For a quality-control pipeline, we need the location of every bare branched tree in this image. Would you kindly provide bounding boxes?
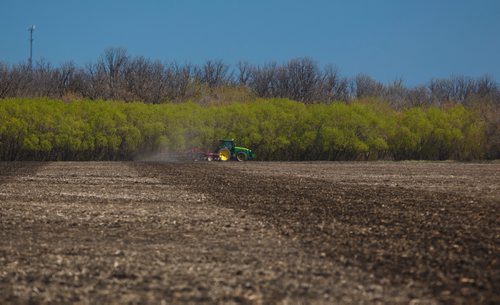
[100,47,129,99]
[165,63,194,102]
[248,62,278,97]
[450,75,476,103]
[123,56,168,102]
[199,60,230,88]
[475,75,497,101]
[317,65,350,102]
[384,78,408,109]
[355,74,385,99]
[406,86,430,107]
[0,62,23,98]
[55,61,77,97]
[84,62,107,99]
[429,78,453,105]
[285,58,320,103]
[237,61,251,86]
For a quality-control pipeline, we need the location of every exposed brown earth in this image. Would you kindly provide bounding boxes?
[0,161,498,304]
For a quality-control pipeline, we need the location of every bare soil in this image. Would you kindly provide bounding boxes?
[0,161,498,304]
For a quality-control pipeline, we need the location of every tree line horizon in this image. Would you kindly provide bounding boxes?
[1,47,499,107]
[1,48,498,161]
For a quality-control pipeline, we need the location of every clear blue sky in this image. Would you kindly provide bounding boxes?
[1,0,499,86]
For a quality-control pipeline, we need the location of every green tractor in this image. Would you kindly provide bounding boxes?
[190,139,256,162]
[216,139,256,162]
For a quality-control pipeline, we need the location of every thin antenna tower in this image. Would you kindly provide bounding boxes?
[28,25,35,68]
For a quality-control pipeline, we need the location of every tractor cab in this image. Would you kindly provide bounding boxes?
[218,139,235,152]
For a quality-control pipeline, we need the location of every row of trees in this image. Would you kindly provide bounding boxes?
[0,98,491,161]
[1,48,499,107]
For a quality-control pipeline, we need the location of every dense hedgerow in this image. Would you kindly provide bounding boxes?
[0,98,488,161]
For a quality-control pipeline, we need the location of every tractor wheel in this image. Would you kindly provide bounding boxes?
[218,148,231,161]
[236,152,247,162]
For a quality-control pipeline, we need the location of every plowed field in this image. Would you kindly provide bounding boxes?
[0,162,498,304]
